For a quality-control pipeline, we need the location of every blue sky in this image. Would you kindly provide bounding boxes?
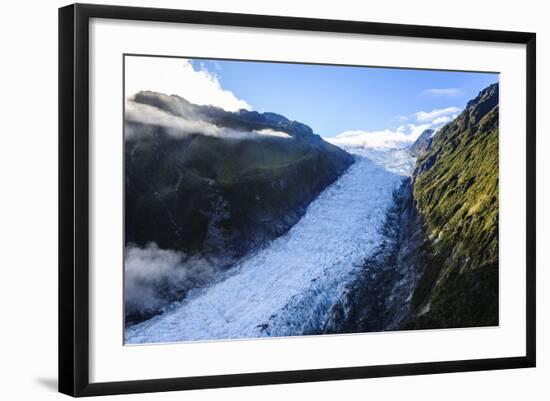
[125,55,498,148]
[190,58,498,138]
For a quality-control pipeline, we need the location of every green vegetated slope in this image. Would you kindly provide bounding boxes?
[408,83,499,328]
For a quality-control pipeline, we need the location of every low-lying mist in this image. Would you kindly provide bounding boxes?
[124,243,229,325]
[125,92,292,141]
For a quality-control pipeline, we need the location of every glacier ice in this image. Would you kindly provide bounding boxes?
[125,147,415,344]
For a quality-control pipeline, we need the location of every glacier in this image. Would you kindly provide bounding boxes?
[125,147,415,344]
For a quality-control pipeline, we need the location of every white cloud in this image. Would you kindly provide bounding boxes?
[125,99,224,139]
[403,123,434,139]
[125,243,221,318]
[421,88,463,97]
[432,115,452,125]
[328,106,462,150]
[414,107,461,122]
[327,127,428,150]
[254,129,292,139]
[125,56,251,112]
[125,95,294,142]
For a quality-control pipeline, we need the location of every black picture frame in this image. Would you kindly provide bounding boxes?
[59,3,536,397]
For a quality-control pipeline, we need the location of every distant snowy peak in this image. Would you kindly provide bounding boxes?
[326,129,418,150]
[409,129,435,158]
[326,103,467,151]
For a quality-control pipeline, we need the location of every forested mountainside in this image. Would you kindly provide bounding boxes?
[329,83,499,332]
[124,91,353,323]
[408,83,499,328]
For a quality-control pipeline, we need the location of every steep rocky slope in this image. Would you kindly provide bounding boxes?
[407,83,499,328]
[126,147,414,343]
[409,128,434,158]
[322,178,428,333]
[329,83,499,332]
[124,91,353,323]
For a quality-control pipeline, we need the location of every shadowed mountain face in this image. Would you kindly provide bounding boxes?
[124,92,353,322]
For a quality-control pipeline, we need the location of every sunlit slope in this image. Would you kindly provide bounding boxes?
[409,83,499,328]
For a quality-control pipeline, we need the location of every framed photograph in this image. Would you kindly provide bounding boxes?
[59,3,536,397]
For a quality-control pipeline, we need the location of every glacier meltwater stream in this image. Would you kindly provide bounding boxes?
[125,147,415,343]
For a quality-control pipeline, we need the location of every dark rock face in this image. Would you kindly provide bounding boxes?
[323,179,428,333]
[131,91,323,144]
[126,91,353,256]
[124,91,354,323]
[409,129,434,158]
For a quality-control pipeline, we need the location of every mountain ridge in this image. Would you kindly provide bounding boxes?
[408,82,499,328]
[124,91,354,324]
[325,82,500,332]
